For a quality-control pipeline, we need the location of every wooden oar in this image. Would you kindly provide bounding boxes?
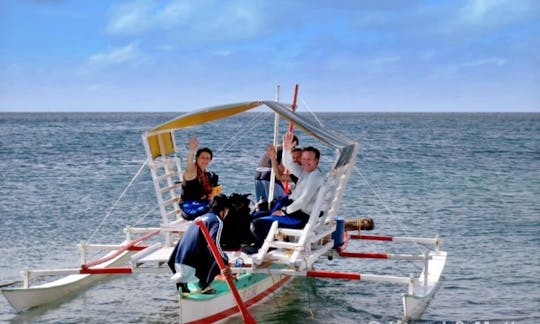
[195,219,256,324]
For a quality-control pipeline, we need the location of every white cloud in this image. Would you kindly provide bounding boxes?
[456,57,506,68]
[107,0,194,35]
[107,1,154,35]
[432,57,507,79]
[87,42,143,67]
[457,0,534,28]
[106,0,265,42]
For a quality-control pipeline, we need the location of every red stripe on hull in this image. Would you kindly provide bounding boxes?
[186,275,291,324]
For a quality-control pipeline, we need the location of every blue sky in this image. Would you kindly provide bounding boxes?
[1,0,539,112]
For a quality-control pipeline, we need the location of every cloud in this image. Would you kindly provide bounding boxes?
[87,42,143,67]
[106,0,265,43]
[79,42,147,74]
[457,57,506,68]
[432,56,507,79]
[456,0,536,28]
[107,0,192,35]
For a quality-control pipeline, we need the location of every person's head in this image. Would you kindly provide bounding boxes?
[210,194,230,219]
[195,147,213,170]
[291,148,302,166]
[301,146,320,172]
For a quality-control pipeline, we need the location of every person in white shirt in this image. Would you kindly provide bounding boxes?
[247,132,324,252]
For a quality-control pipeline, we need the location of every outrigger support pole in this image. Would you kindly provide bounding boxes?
[350,234,441,248]
[195,219,257,324]
[306,270,414,287]
[339,251,432,261]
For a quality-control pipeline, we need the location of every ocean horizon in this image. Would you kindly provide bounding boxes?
[1,112,538,323]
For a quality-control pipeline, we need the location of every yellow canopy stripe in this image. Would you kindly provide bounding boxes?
[146,101,262,159]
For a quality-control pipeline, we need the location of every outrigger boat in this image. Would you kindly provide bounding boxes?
[2,91,447,322]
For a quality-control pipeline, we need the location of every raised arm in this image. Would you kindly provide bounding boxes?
[281,132,302,176]
[267,144,289,181]
[184,137,199,181]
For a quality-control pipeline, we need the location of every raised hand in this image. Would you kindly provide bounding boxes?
[188,136,199,151]
[282,132,295,151]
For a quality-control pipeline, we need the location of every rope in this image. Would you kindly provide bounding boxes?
[216,110,268,155]
[299,95,325,127]
[132,205,159,226]
[303,254,315,320]
[265,267,283,313]
[294,99,425,256]
[295,98,424,253]
[353,166,425,255]
[87,159,149,243]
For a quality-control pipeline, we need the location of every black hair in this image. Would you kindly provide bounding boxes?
[210,194,230,214]
[302,146,320,160]
[363,218,375,231]
[196,147,213,160]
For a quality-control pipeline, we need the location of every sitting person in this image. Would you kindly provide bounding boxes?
[168,194,231,294]
[180,136,220,220]
[254,136,299,203]
[252,145,301,215]
[268,145,303,190]
[246,132,324,253]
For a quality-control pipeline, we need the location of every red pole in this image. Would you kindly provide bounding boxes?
[338,252,389,259]
[307,270,361,280]
[80,267,133,274]
[283,84,299,194]
[195,219,256,324]
[349,234,394,241]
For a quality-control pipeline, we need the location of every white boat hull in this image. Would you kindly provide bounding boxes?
[402,250,447,321]
[2,250,133,312]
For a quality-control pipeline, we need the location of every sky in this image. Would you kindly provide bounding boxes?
[0,0,539,112]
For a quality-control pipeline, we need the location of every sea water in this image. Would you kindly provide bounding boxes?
[0,112,538,323]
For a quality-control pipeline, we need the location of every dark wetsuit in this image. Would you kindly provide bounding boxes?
[180,172,219,220]
[167,212,228,289]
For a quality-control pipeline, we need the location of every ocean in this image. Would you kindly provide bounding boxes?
[0,112,538,323]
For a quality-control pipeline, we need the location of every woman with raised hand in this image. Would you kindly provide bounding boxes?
[180,137,220,220]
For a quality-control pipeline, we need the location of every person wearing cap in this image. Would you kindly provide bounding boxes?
[168,194,231,294]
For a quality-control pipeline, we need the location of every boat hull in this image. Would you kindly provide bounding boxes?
[1,250,133,312]
[180,272,291,323]
[402,250,447,321]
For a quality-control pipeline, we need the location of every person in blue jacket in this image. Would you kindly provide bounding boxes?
[168,194,230,294]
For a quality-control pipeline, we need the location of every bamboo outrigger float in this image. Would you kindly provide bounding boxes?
[1,94,447,322]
